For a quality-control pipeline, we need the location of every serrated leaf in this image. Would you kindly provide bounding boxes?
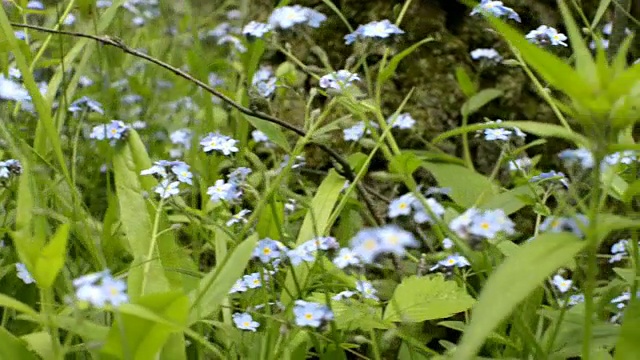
[461,88,503,117]
[34,223,70,288]
[453,232,586,360]
[0,327,38,360]
[384,275,475,322]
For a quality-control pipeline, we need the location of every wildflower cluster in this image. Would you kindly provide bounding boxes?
[251,67,277,98]
[388,192,445,224]
[200,132,239,155]
[449,208,516,240]
[319,70,360,94]
[141,160,194,199]
[339,225,418,266]
[73,270,128,309]
[526,25,568,46]
[88,120,130,145]
[345,20,404,45]
[293,300,334,328]
[207,167,251,204]
[470,0,521,22]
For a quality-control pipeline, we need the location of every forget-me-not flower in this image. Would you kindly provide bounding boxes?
[333,247,360,269]
[233,312,260,332]
[242,21,272,38]
[16,263,35,284]
[387,113,416,129]
[470,48,502,61]
[345,19,404,45]
[551,274,572,293]
[470,0,521,22]
[293,300,334,328]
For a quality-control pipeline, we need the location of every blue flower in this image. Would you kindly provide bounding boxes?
[442,238,454,249]
[207,179,241,203]
[293,300,333,328]
[252,66,277,97]
[27,1,45,10]
[0,159,22,180]
[350,229,385,263]
[558,148,594,169]
[343,122,367,142]
[228,167,252,184]
[508,157,532,171]
[332,247,360,269]
[345,19,404,45]
[332,290,356,300]
[470,0,521,22]
[319,70,360,93]
[226,209,251,227]
[200,132,239,155]
[251,130,270,143]
[16,263,35,284]
[610,239,629,263]
[170,162,193,185]
[551,274,572,293]
[253,238,286,264]
[604,151,636,166]
[484,128,512,141]
[540,215,588,238]
[430,254,471,271]
[233,312,260,332]
[154,179,181,199]
[529,170,569,188]
[73,270,128,308]
[69,96,104,114]
[387,113,416,129]
[301,236,339,251]
[170,129,192,149]
[243,272,263,289]
[229,278,248,293]
[0,74,30,101]
[287,245,315,266]
[356,280,379,300]
[242,21,272,38]
[470,48,502,61]
[526,25,568,46]
[377,225,418,256]
[412,198,445,224]
[449,208,515,240]
[268,6,326,29]
[388,193,416,218]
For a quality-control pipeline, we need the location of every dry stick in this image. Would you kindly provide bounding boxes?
[11,22,384,225]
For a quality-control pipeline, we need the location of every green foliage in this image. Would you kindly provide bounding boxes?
[384,275,475,323]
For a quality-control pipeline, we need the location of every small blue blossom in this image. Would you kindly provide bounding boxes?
[551,274,572,293]
[0,74,30,101]
[508,157,532,171]
[526,25,568,46]
[16,263,35,284]
[253,238,286,264]
[226,209,251,227]
[332,290,356,300]
[154,179,181,199]
[301,236,339,252]
[27,1,45,10]
[73,270,128,308]
[268,6,326,30]
[388,193,415,218]
[252,130,270,143]
[217,35,247,53]
[252,66,277,97]
[530,170,569,188]
[243,273,263,289]
[558,148,594,169]
[449,208,515,240]
[604,151,636,166]
[430,254,471,271]
[484,128,512,141]
[233,312,260,332]
[387,113,416,129]
[287,245,316,266]
[200,132,239,155]
[69,96,104,114]
[356,280,379,300]
[343,122,366,142]
[540,215,588,238]
[333,247,360,269]
[610,239,629,263]
[293,300,333,328]
[207,179,241,203]
[279,155,306,170]
[229,278,248,293]
[470,0,521,22]
[88,121,130,144]
[470,48,502,61]
[170,129,192,149]
[170,162,193,185]
[319,70,360,93]
[228,167,252,184]
[350,229,385,264]
[0,159,23,180]
[412,198,445,224]
[442,238,454,249]
[345,19,404,45]
[242,21,272,38]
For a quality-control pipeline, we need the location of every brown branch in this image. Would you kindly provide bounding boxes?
[11,22,384,226]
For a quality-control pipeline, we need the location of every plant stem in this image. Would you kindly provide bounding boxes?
[41,288,63,360]
[369,329,382,360]
[141,196,165,295]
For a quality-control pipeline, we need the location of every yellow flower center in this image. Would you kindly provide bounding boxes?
[364,239,377,250]
[304,313,313,320]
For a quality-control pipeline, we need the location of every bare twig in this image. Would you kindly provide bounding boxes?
[11,22,384,225]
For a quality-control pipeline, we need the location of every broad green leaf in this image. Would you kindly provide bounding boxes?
[310,293,391,331]
[453,232,586,360]
[379,37,434,84]
[432,121,589,148]
[384,275,475,322]
[102,291,189,360]
[614,298,640,360]
[389,152,422,177]
[257,199,284,239]
[479,185,537,215]
[0,294,38,317]
[243,114,291,151]
[0,327,38,360]
[281,170,345,305]
[455,66,477,97]
[189,234,258,325]
[20,332,53,360]
[421,162,499,207]
[113,135,170,299]
[461,88,503,117]
[34,223,70,288]
[485,15,591,101]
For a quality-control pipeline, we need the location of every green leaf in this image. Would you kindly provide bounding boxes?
[485,14,591,100]
[0,294,38,317]
[614,298,640,360]
[379,37,434,84]
[189,234,258,325]
[311,294,391,331]
[113,133,170,299]
[432,120,590,148]
[281,170,345,305]
[33,223,70,288]
[455,66,477,97]
[384,275,475,322]
[12,158,43,268]
[389,152,422,177]
[558,0,598,90]
[461,88,503,117]
[0,327,38,360]
[623,180,640,204]
[243,114,291,151]
[453,233,586,360]
[421,162,499,208]
[479,185,537,215]
[102,291,189,360]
